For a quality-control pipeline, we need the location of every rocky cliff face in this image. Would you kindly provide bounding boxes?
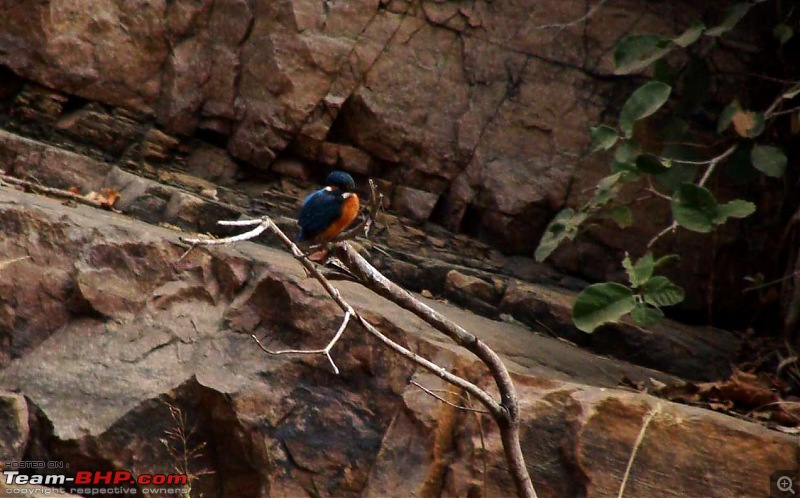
[0,0,768,321]
[0,0,709,250]
[0,188,793,498]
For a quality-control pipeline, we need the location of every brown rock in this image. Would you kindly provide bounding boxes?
[75,266,149,319]
[0,129,111,192]
[336,144,373,175]
[392,186,440,222]
[140,127,180,163]
[0,392,27,461]
[0,1,168,113]
[186,144,239,186]
[0,188,789,498]
[444,269,500,305]
[316,142,373,175]
[270,157,313,181]
[55,103,141,155]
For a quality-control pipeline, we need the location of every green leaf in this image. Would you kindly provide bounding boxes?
[673,21,705,47]
[717,100,741,133]
[624,252,655,288]
[641,276,685,307]
[705,3,751,37]
[671,183,718,233]
[619,81,672,138]
[611,160,640,181]
[653,254,680,270]
[656,162,699,193]
[615,141,641,163]
[631,303,665,327]
[588,125,618,153]
[609,205,633,228]
[774,24,794,45]
[613,35,673,75]
[715,199,756,223]
[636,154,671,175]
[751,145,787,178]
[587,173,623,209]
[535,208,588,262]
[572,283,636,333]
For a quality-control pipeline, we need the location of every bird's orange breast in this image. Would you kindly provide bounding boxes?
[316,194,359,242]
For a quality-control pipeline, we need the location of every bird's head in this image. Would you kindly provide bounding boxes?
[325,171,356,192]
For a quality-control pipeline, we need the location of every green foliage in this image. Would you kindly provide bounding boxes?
[773,24,794,45]
[670,183,755,233]
[751,145,787,178]
[613,35,673,75]
[619,81,672,137]
[534,208,587,262]
[572,253,683,332]
[588,125,618,153]
[536,2,795,333]
[573,283,635,333]
[640,276,685,307]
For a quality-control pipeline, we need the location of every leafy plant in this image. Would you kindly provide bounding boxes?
[573,253,684,332]
[536,2,797,332]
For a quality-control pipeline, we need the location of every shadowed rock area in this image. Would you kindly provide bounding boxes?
[0,188,793,497]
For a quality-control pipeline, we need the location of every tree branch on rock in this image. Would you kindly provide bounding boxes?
[178,181,537,498]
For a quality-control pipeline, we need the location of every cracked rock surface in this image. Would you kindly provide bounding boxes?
[0,187,793,497]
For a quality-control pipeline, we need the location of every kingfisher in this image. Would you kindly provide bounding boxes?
[296,171,360,249]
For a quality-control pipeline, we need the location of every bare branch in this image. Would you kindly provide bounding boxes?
[180,223,268,246]
[697,144,738,187]
[176,178,536,497]
[330,242,536,498]
[647,221,678,249]
[252,311,351,374]
[410,380,490,414]
[0,173,119,211]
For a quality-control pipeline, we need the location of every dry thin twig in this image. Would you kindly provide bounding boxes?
[410,380,490,414]
[0,173,119,211]
[252,311,351,374]
[617,403,662,498]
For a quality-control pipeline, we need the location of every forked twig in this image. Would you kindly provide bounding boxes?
[410,380,490,414]
[252,311,351,374]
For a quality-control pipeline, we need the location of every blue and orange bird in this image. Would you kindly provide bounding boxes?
[296,171,360,248]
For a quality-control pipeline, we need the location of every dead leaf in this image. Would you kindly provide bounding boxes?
[84,187,121,208]
[732,110,763,137]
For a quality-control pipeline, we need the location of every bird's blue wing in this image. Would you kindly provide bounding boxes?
[297,189,343,241]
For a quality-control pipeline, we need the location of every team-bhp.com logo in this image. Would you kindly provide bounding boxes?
[3,469,188,495]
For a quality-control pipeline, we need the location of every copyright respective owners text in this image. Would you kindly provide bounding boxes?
[2,461,189,496]
[773,470,800,497]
